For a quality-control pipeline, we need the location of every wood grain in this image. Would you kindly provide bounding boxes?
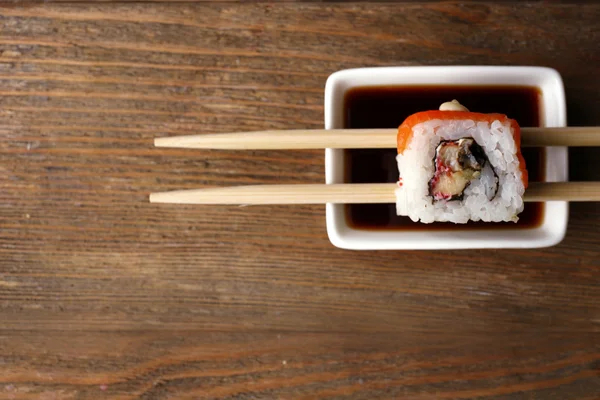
[0,2,599,399]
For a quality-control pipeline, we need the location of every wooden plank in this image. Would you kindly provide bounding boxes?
[0,2,599,399]
[1,331,599,399]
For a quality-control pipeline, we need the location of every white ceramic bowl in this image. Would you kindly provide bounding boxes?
[324,66,567,250]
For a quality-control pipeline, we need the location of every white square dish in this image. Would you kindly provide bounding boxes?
[324,66,567,250]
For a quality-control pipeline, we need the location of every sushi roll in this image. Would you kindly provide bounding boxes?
[395,100,528,224]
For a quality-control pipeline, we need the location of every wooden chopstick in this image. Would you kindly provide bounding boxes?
[154,127,599,150]
[149,182,600,204]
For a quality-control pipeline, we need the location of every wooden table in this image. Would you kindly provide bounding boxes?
[0,2,599,399]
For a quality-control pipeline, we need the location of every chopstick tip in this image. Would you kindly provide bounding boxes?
[149,192,161,203]
[154,137,166,148]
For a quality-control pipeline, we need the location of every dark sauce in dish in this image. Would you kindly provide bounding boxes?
[344,85,545,231]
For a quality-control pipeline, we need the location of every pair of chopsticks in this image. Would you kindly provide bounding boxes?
[150,128,600,204]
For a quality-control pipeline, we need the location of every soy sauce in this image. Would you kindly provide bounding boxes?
[344,85,545,230]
